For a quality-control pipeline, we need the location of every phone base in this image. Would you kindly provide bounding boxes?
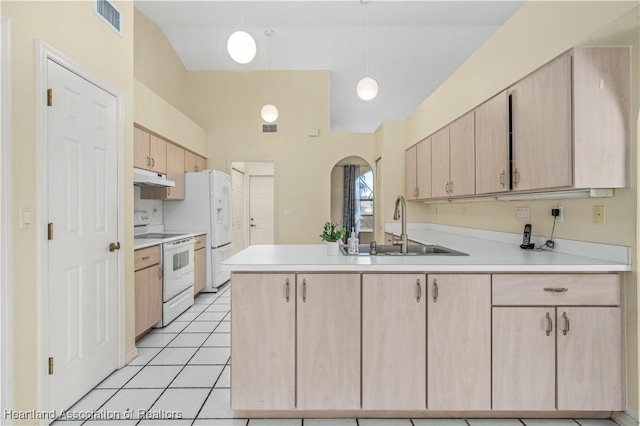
[520,243,535,250]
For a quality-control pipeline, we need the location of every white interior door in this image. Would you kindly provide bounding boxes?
[249,176,274,245]
[231,168,245,253]
[47,59,119,412]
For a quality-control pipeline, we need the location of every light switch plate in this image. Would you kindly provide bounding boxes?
[516,207,530,221]
[20,206,32,229]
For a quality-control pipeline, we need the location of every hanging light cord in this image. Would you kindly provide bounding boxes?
[267,30,273,101]
[365,2,370,77]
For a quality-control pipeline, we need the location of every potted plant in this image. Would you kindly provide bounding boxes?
[320,221,346,256]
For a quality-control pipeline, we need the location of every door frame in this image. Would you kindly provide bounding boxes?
[248,174,276,245]
[1,15,13,416]
[36,42,126,415]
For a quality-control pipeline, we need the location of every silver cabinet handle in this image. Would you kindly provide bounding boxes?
[432,279,438,303]
[544,287,568,293]
[141,256,150,260]
[513,168,519,187]
[151,157,155,167]
[158,265,162,280]
[414,187,419,198]
[167,188,171,196]
[562,311,570,336]
[449,181,454,194]
[416,279,421,303]
[545,312,553,336]
[499,170,505,187]
[285,278,290,302]
[147,156,151,166]
[302,278,306,303]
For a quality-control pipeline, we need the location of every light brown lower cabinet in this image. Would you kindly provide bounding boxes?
[134,264,162,339]
[297,274,360,410]
[428,274,491,410]
[493,306,623,411]
[362,274,426,409]
[231,273,295,410]
[492,307,556,410]
[557,307,622,410]
[193,247,206,295]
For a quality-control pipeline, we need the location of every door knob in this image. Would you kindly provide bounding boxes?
[109,242,121,252]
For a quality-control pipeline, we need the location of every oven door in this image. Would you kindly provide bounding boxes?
[163,238,195,301]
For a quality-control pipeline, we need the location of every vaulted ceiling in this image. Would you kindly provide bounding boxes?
[135,1,524,133]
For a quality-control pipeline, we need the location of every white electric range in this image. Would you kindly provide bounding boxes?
[134,212,195,326]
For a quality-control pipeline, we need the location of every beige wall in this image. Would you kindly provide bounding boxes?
[134,7,188,115]
[186,70,375,244]
[134,79,207,156]
[3,0,134,421]
[400,2,639,419]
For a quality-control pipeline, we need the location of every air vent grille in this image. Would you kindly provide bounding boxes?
[95,0,121,34]
[262,123,278,134]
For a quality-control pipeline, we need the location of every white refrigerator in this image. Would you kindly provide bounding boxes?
[164,170,233,292]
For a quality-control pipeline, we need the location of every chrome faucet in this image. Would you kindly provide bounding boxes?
[393,195,409,254]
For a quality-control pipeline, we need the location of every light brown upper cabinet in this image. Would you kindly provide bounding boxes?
[141,142,185,200]
[510,53,572,192]
[510,47,629,192]
[431,113,475,199]
[185,150,208,173]
[405,138,431,200]
[475,91,509,195]
[134,127,167,174]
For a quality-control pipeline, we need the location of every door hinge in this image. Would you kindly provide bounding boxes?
[47,223,53,240]
[48,357,54,375]
[47,89,53,106]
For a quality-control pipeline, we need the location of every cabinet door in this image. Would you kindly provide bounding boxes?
[297,274,360,409]
[511,53,572,191]
[431,127,450,198]
[427,275,490,410]
[193,248,206,295]
[184,150,197,172]
[557,307,622,410]
[149,134,167,174]
[134,127,151,170]
[449,112,475,197]
[362,274,426,409]
[475,92,509,194]
[492,307,556,410]
[135,265,162,338]
[165,143,185,200]
[196,155,207,172]
[416,138,431,199]
[405,146,417,200]
[231,273,295,410]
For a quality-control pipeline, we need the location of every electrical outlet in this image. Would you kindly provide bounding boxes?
[552,206,564,223]
[594,205,605,224]
[516,207,530,221]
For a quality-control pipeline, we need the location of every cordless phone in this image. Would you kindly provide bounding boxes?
[520,224,535,250]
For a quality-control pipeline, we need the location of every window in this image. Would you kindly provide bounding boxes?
[359,171,373,232]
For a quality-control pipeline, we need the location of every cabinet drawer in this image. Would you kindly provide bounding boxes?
[492,274,620,306]
[135,245,161,271]
[194,234,207,250]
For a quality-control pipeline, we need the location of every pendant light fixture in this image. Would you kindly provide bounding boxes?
[227,10,256,64]
[357,1,378,101]
[261,30,279,123]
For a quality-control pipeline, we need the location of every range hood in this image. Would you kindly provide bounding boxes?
[134,168,175,187]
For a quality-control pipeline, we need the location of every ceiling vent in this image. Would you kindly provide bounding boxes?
[262,123,278,134]
[95,0,122,34]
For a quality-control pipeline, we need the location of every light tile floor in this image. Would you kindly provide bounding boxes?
[52,285,621,426]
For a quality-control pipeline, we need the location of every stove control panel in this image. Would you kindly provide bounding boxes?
[134,210,151,227]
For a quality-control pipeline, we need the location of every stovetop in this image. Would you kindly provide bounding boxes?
[134,233,187,239]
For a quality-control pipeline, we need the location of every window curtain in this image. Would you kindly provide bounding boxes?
[343,165,360,237]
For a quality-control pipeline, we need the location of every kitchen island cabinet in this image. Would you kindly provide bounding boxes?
[224,240,626,418]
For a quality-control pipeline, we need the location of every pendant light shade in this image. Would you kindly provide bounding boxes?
[227,30,256,64]
[357,77,378,101]
[261,104,279,123]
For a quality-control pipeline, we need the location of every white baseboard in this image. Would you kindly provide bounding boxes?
[612,411,640,426]
[125,348,138,365]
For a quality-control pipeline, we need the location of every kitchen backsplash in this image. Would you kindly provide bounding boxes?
[134,186,163,226]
